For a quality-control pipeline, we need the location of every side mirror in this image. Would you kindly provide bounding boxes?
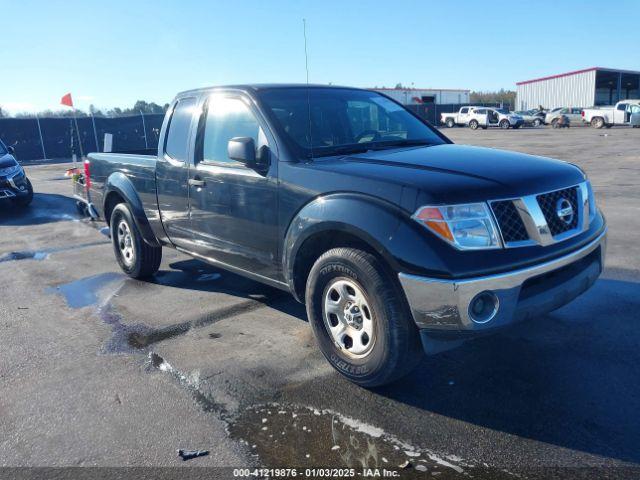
[228,137,270,172]
[228,137,256,166]
[7,146,15,155]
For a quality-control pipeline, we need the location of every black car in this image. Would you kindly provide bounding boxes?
[0,139,33,207]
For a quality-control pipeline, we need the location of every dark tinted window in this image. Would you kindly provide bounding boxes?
[201,96,265,165]
[165,97,196,161]
[258,88,445,158]
[460,107,469,114]
[617,103,628,111]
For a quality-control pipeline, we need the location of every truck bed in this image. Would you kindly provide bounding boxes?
[85,151,159,221]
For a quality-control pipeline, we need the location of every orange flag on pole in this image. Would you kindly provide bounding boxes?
[61,93,73,107]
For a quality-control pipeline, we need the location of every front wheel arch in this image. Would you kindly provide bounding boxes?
[290,227,397,304]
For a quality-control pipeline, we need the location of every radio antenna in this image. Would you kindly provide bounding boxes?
[303,18,313,159]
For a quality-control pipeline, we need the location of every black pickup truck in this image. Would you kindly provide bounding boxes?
[83,85,607,386]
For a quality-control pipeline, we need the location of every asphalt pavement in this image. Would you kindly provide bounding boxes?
[1,126,639,479]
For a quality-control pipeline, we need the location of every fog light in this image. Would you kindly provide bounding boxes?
[468,291,499,324]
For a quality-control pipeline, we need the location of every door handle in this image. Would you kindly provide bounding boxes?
[188,178,206,187]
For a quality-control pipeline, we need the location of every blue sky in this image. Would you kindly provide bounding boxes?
[2,0,639,113]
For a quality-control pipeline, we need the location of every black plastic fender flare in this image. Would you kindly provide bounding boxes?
[282,192,451,301]
[104,172,160,247]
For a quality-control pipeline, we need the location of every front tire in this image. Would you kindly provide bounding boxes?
[533,118,542,127]
[469,119,479,130]
[110,203,162,279]
[305,248,423,387]
[499,119,510,129]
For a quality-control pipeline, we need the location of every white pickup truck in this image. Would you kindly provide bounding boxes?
[440,106,480,127]
[582,100,640,128]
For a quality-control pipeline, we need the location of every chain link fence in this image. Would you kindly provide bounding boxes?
[0,114,164,162]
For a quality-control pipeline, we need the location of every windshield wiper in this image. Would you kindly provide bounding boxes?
[312,144,370,158]
[368,139,433,150]
[310,139,433,158]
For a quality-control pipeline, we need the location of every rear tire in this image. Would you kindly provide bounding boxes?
[110,203,161,279]
[469,119,479,130]
[305,248,423,387]
[591,117,605,129]
[445,118,455,128]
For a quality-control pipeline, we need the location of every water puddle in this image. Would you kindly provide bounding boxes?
[0,251,49,263]
[0,241,108,264]
[228,403,492,478]
[99,303,155,355]
[46,272,123,309]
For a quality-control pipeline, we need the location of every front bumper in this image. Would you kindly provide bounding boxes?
[399,228,607,334]
[0,172,30,200]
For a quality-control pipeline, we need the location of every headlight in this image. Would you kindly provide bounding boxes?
[412,203,501,250]
[0,164,21,177]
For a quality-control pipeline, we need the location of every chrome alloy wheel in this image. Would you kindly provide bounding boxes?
[323,278,375,358]
[116,220,135,267]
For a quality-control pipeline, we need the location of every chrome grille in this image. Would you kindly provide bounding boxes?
[488,182,589,248]
[491,200,529,242]
[536,187,579,236]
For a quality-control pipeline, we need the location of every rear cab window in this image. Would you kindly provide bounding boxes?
[164,97,197,162]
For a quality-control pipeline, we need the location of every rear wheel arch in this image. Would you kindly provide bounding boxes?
[103,173,160,247]
[104,190,126,226]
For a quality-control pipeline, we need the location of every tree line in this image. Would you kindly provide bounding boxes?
[0,100,169,119]
[469,89,516,106]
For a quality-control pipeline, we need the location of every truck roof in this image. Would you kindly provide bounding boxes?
[176,83,363,97]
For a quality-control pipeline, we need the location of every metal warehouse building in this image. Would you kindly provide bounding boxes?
[371,87,470,105]
[516,67,640,110]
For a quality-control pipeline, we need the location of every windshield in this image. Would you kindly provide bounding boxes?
[257,88,446,158]
[0,141,7,156]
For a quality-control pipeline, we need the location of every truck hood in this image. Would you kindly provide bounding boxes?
[311,144,585,205]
